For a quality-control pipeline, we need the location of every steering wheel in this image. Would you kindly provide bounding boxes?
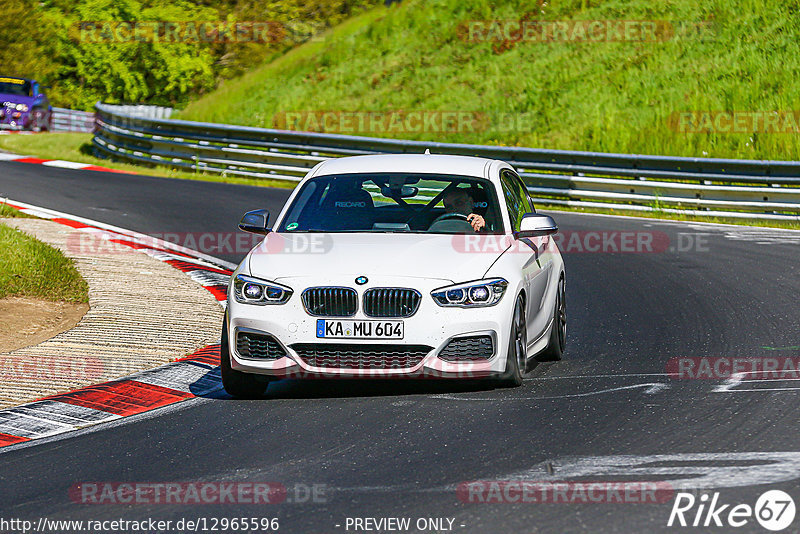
[432,212,470,224]
[428,212,476,233]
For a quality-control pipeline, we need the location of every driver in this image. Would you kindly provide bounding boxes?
[442,189,486,232]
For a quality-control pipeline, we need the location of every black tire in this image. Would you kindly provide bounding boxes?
[31,110,45,132]
[220,317,268,398]
[537,274,566,362]
[496,294,527,388]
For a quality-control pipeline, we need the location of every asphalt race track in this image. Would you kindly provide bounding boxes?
[2,161,800,533]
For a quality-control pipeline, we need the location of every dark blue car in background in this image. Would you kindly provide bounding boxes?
[0,77,51,131]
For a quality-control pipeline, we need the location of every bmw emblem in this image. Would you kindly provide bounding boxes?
[355,276,368,285]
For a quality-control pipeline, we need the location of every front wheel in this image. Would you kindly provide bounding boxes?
[220,317,269,398]
[496,294,527,388]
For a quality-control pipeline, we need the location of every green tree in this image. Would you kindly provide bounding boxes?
[50,0,218,109]
[3,0,381,109]
[0,0,59,82]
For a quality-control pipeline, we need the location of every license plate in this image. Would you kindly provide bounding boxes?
[316,319,404,339]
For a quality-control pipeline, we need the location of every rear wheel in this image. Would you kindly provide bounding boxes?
[496,295,527,388]
[220,317,269,398]
[537,274,566,362]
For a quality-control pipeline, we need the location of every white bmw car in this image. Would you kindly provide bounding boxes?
[222,154,566,396]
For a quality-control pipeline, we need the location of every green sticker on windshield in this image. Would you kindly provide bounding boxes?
[286,222,299,231]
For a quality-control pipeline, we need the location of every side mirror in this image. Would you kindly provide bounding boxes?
[516,213,558,238]
[238,209,271,235]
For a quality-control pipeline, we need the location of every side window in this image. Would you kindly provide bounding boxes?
[514,175,534,213]
[282,181,319,229]
[500,170,527,231]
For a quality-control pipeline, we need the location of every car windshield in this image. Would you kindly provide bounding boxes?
[278,173,504,234]
[0,78,32,97]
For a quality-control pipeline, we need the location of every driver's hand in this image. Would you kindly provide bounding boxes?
[467,214,485,232]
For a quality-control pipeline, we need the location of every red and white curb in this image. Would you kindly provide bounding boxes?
[0,151,133,174]
[0,200,237,449]
[0,345,221,447]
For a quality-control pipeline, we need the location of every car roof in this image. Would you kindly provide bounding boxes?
[310,154,509,181]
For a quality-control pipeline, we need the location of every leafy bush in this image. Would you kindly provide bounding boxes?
[0,0,381,109]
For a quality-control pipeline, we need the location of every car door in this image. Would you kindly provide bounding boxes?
[500,169,551,343]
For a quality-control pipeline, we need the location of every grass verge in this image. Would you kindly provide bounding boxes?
[0,222,89,303]
[0,201,34,218]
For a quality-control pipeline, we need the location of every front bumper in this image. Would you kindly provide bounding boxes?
[226,275,515,379]
[0,111,31,130]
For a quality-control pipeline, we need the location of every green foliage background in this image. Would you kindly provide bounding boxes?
[5,0,800,159]
[0,0,380,110]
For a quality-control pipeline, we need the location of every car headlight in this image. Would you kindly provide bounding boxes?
[15,104,28,112]
[232,274,292,305]
[431,278,508,308]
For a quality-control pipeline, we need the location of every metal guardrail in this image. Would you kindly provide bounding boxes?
[99,104,174,120]
[51,107,95,133]
[93,102,800,221]
[51,105,173,133]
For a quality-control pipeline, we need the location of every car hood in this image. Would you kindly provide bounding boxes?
[0,94,35,106]
[246,232,506,284]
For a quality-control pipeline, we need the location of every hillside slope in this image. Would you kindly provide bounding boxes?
[179,0,800,160]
